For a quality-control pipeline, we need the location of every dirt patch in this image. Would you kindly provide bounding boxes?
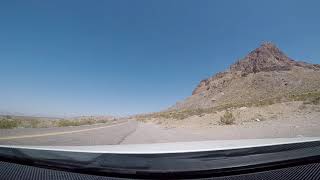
[142,101,320,130]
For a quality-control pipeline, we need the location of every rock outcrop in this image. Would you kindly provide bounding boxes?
[172,43,320,110]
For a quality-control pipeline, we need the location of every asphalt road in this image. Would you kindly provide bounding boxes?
[0,119,212,146]
[0,120,138,146]
[1,118,319,146]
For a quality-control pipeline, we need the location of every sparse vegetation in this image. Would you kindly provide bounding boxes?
[0,118,19,129]
[220,111,235,125]
[56,118,104,127]
[4,94,315,129]
[0,115,114,129]
[289,91,320,104]
[251,114,265,122]
[55,117,113,127]
[136,91,320,122]
[302,96,320,105]
[136,108,217,122]
[312,97,320,105]
[298,104,308,110]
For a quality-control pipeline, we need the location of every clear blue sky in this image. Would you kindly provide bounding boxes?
[1,0,319,116]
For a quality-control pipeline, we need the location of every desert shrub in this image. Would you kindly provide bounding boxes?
[0,116,112,129]
[289,91,320,103]
[57,118,101,127]
[299,104,308,110]
[310,96,320,105]
[152,108,214,120]
[220,111,235,125]
[252,114,265,122]
[137,91,320,122]
[79,119,95,125]
[0,119,19,129]
[302,97,320,105]
[28,119,41,128]
[256,99,275,107]
[57,119,80,127]
[96,119,109,124]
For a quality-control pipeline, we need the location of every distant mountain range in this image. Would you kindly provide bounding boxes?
[171,42,320,110]
[0,110,26,117]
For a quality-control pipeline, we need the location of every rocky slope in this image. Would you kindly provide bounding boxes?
[171,43,320,110]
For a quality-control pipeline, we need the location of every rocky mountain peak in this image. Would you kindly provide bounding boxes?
[190,42,320,97]
[172,42,320,110]
[230,42,294,74]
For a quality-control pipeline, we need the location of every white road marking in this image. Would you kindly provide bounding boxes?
[0,121,128,140]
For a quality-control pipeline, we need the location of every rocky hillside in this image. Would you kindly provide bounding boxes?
[171,43,320,110]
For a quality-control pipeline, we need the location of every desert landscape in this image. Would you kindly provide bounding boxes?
[1,43,319,145]
[131,43,320,140]
[136,43,320,128]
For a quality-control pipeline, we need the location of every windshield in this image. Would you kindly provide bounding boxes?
[0,0,319,150]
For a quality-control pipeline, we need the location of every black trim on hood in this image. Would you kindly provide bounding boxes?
[1,141,320,179]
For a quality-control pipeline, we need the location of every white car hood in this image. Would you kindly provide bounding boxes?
[1,137,320,154]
